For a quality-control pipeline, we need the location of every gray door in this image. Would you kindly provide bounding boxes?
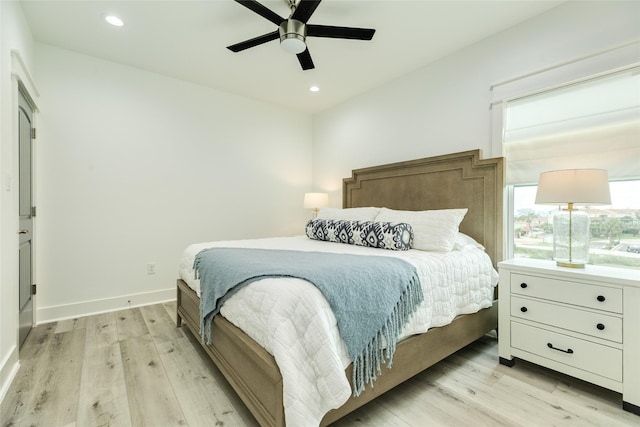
[18,88,34,348]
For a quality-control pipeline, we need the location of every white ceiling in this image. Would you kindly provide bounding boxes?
[20,0,564,113]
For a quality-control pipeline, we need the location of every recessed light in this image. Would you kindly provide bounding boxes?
[309,86,320,92]
[104,15,124,27]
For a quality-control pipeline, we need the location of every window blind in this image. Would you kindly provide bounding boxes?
[503,67,640,185]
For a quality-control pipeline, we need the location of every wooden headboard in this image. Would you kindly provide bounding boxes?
[343,150,504,267]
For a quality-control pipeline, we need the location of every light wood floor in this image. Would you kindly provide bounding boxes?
[2,302,638,427]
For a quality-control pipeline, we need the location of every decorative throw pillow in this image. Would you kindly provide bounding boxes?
[305,219,413,251]
[375,208,467,252]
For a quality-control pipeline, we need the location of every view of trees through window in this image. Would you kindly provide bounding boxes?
[513,180,640,270]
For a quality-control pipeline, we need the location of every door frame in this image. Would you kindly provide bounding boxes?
[0,49,40,401]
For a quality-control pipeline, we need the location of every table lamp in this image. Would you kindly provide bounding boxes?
[304,192,328,218]
[535,169,611,268]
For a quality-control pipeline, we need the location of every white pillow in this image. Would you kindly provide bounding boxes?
[317,207,381,222]
[453,232,485,252]
[375,207,467,252]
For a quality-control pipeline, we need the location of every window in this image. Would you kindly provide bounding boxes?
[513,181,640,270]
[495,59,639,270]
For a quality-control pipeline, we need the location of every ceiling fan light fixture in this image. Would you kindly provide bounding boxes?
[279,19,306,54]
[280,36,306,54]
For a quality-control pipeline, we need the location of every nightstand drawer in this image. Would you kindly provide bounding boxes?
[510,273,622,313]
[511,322,622,382]
[511,296,623,343]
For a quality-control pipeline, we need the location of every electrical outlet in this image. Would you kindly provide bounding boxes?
[147,262,156,275]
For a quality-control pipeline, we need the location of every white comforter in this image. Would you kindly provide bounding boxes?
[179,236,498,427]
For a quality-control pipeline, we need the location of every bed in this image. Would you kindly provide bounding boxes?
[176,149,504,426]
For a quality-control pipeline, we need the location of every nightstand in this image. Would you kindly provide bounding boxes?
[498,258,640,415]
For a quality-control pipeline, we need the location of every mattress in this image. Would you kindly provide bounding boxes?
[178,235,498,426]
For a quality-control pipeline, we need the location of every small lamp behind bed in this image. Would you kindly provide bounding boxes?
[304,192,329,218]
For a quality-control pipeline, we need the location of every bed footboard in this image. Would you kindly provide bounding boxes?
[177,279,497,427]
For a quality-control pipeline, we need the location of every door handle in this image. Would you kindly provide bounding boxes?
[18,230,29,234]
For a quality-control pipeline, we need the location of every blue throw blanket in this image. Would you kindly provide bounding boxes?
[193,247,423,396]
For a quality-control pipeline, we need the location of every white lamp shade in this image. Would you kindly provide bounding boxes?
[535,169,611,205]
[304,192,328,209]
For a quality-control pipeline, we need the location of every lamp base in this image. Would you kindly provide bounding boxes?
[552,207,589,268]
[556,261,585,269]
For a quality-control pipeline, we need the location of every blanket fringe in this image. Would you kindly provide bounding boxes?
[193,253,212,345]
[352,275,424,396]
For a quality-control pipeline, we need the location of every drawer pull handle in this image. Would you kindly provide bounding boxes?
[547,343,573,354]
[520,283,528,289]
[520,307,528,313]
[597,323,605,330]
[597,295,606,302]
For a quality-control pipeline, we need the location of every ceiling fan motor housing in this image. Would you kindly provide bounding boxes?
[279,19,307,53]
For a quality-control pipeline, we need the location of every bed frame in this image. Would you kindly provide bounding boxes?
[176,149,504,426]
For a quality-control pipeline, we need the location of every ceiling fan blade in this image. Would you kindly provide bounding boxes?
[291,0,322,24]
[227,31,279,52]
[235,0,285,26]
[297,48,315,70]
[307,24,375,40]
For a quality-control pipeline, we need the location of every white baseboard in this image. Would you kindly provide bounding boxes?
[0,345,19,404]
[36,288,176,324]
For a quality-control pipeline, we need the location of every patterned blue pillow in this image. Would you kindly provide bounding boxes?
[305,219,414,251]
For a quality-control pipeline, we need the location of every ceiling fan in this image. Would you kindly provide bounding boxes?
[227,0,376,71]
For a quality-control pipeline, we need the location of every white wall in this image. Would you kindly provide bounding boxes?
[0,0,36,402]
[33,44,313,322]
[312,1,640,205]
